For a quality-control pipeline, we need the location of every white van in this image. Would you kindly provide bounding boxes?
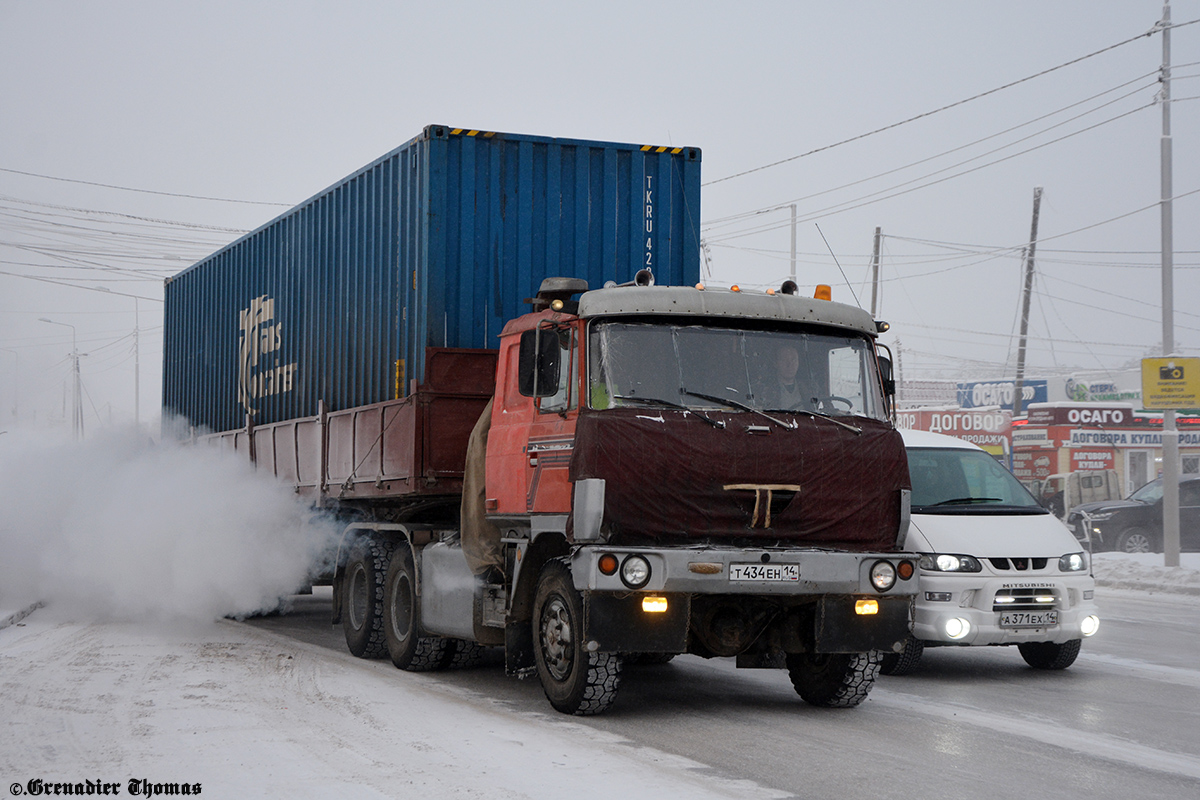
[884,429,1101,675]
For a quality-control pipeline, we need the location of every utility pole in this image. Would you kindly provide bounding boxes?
[789,204,797,284]
[870,226,882,317]
[1012,188,1043,418]
[0,348,16,421]
[1160,1,1180,568]
[39,317,83,440]
[134,298,141,429]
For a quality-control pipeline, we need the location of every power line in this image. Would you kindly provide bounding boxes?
[703,24,1177,187]
[0,167,290,207]
[702,72,1159,231]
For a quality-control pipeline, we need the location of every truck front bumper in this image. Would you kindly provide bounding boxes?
[569,545,918,656]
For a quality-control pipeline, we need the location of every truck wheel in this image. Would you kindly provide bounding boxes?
[1115,527,1154,554]
[1018,639,1082,670]
[786,651,880,708]
[382,547,451,671]
[533,561,622,715]
[342,537,394,659]
[878,637,924,676]
[445,641,488,670]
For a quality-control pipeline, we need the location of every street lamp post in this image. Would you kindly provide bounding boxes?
[39,317,83,440]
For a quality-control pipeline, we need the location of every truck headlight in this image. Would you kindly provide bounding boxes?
[919,554,982,573]
[869,560,897,591]
[620,555,652,589]
[1058,552,1088,572]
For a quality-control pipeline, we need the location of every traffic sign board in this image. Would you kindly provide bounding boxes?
[1141,357,1200,409]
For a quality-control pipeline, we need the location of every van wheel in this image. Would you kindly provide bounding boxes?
[533,561,622,715]
[342,537,394,658]
[878,637,924,676]
[383,547,451,671]
[1018,639,1081,670]
[1115,527,1154,554]
[786,651,880,707]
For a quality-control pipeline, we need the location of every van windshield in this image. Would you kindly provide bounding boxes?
[908,447,1046,515]
[587,320,886,421]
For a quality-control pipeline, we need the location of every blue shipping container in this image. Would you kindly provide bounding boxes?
[163,125,702,433]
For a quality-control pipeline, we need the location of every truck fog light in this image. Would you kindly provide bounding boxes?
[1081,615,1100,637]
[642,596,668,613]
[621,555,652,589]
[944,617,971,640]
[855,599,879,615]
[870,561,897,592]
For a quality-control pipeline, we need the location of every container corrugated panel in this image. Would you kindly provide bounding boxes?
[163,125,702,433]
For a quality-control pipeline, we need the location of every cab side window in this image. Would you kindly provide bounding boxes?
[539,328,577,414]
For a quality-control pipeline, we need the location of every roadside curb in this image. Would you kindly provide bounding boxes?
[0,601,44,630]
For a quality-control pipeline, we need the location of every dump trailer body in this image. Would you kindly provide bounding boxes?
[163,125,702,433]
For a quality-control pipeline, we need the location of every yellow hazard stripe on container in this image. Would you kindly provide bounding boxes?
[640,145,684,154]
[450,129,496,138]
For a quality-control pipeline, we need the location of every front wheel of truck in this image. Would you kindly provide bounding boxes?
[533,561,622,716]
[786,651,880,707]
[383,547,451,671]
[342,537,394,659]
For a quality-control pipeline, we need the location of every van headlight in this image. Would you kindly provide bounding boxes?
[1058,552,1088,572]
[918,554,982,573]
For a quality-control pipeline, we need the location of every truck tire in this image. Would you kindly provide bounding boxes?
[342,537,394,659]
[1114,527,1155,554]
[786,651,880,708]
[533,561,622,715]
[445,641,488,670]
[382,547,452,671]
[1018,639,1082,670]
[878,637,924,676]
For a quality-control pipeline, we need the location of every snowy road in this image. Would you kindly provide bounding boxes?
[243,587,1200,799]
[3,588,1199,799]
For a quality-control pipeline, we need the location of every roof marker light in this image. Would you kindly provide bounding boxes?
[815,284,832,301]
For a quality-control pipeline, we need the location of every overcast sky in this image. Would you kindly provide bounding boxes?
[1,1,1197,431]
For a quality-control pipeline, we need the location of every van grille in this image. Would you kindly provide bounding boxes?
[992,587,1059,612]
[988,557,1048,571]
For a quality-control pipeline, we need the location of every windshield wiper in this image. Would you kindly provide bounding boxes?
[932,497,1003,506]
[680,390,795,430]
[612,394,725,428]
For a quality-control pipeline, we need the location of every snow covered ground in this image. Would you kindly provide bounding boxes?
[3,429,1198,797]
[2,553,1196,800]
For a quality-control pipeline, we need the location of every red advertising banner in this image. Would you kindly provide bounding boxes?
[896,408,1012,449]
[1012,448,1056,481]
[1070,449,1115,472]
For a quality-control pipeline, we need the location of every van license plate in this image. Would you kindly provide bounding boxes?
[1000,611,1058,628]
[729,564,800,582]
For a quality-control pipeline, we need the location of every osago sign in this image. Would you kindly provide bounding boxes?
[1141,357,1200,410]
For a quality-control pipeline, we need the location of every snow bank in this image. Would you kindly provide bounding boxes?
[0,423,340,622]
[1092,552,1200,596]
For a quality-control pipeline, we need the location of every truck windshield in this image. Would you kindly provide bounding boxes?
[587,320,886,421]
[908,447,1045,514]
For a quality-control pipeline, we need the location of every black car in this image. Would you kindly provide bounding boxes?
[1067,476,1200,553]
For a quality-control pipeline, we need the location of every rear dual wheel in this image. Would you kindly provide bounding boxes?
[382,547,453,671]
[342,538,394,658]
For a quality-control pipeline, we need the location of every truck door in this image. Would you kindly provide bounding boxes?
[487,320,579,517]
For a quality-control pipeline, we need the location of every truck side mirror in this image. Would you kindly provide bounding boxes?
[878,355,896,397]
[518,328,561,397]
